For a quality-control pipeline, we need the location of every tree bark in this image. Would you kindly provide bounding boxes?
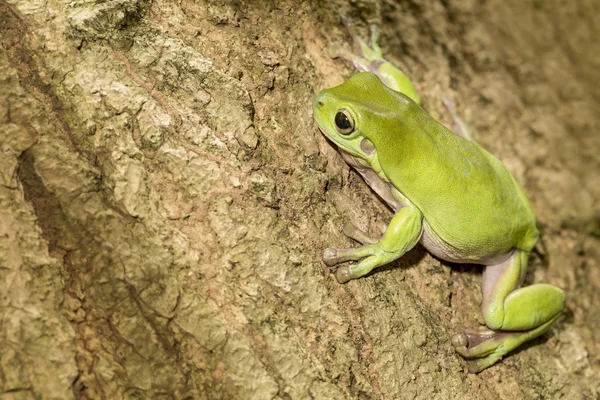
[1,0,599,399]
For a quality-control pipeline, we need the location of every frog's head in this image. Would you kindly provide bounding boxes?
[313,72,412,167]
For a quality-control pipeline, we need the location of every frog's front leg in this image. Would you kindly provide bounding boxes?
[329,18,420,104]
[452,250,565,372]
[323,203,423,283]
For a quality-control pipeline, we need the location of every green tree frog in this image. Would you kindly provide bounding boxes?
[313,22,565,373]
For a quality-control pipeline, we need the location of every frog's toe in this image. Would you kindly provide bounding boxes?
[466,355,504,374]
[328,42,343,58]
[451,332,469,350]
[342,222,378,245]
[322,244,377,267]
[451,327,503,359]
[322,248,340,267]
[335,265,352,284]
[368,24,381,46]
[451,329,506,372]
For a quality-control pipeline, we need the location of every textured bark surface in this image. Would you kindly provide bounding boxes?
[0,0,599,399]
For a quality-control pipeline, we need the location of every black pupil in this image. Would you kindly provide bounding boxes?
[335,112,351,130]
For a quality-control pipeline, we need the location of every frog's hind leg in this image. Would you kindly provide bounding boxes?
[452,250,565,372]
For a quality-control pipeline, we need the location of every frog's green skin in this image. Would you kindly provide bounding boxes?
[314,23,565,373]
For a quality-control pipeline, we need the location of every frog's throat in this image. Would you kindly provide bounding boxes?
[339,150,389,182]
[339,148,390,182]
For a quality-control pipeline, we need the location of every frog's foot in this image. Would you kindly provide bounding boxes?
[322,243,402,284]
[452,251,566,372]
[451,315,559,373]
[328,17,420,103]
[324,205,422,284]
[440,94,475,141]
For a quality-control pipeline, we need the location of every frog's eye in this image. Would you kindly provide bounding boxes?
[334,109,354,135]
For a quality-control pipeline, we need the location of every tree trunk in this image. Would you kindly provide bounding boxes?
[1,0,598,398]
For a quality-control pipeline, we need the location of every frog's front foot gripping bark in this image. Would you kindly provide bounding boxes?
[452,250,565,373]
[323,206,423,284]
[323,245,373,283]
[323,245,406,284]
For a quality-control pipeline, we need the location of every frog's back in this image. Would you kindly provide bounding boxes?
[370,97,538,256]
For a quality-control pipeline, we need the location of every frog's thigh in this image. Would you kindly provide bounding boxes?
[482,250,565,331]
[420,221,508,264]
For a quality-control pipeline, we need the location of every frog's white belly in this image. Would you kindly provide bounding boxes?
[420,220,512,266]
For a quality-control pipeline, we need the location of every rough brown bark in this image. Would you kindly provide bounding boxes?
[1,0,599,399]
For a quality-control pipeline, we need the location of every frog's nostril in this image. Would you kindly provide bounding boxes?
[314,92,326,108]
